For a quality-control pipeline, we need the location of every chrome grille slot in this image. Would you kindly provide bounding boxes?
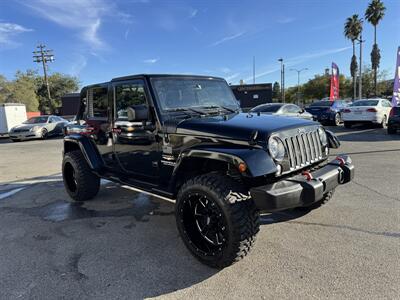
[284,129,323,170]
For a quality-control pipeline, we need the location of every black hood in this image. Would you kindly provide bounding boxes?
[173,112,317,141]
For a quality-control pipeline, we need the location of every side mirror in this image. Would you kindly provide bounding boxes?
[326,130,340,149]
[127,105,149,122]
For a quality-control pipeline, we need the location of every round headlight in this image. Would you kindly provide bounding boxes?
[268,136,285,161]
[318,127,328,145]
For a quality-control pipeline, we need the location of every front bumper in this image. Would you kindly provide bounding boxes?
[9,130,42,140]
[250,156,354,212]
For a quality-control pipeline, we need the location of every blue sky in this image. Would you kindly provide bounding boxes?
[1,0,399,89]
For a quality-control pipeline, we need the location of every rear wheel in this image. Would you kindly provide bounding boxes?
[62,150,100,201]
[379,115,387,128]
[344,122,352,129]
[176,173,260,268]
[11,139,20,142]
[333,113,341,126]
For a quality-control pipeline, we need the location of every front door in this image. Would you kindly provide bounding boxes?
[112,80,160,181]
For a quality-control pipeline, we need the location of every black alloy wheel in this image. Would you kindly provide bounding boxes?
[181,192,227,255]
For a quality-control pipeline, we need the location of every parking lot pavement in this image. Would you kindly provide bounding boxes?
[0,127,399,299]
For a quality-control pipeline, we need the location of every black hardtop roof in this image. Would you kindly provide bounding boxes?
[82,74,225,90]
[111,74,225,82]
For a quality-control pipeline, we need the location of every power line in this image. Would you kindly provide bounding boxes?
[33,44,55,111]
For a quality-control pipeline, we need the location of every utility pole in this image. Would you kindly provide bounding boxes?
[33,44,55,112]
[290,68,308,106]
[278,58,285,103]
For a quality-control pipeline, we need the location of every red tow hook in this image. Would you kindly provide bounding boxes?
[336,156,346,166]
[302,171,313,181]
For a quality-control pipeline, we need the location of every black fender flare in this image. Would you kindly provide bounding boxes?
[63,135,104,171]
[172,147,277,178]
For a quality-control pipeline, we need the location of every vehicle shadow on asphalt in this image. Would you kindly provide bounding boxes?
[325,125,400,142]
[0,181,221,298]
[0,135,64,144]
[260,209,311,225]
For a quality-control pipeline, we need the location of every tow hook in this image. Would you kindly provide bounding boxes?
[302,170,313,181]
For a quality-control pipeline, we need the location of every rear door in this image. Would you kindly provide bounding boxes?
[85,84,115,167]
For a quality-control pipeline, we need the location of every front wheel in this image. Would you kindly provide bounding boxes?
[176,173,260,268]
[62,150,100,201]
[41,128,48,139]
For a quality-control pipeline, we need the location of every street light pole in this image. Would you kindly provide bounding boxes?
[357,32,365,100]
[290,68,308,106]
[278,58,285,103]
[33,44,55,112]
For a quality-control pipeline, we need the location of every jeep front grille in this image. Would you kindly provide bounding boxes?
[284,131,323,170]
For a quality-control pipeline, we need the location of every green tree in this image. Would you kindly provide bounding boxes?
[0,75,11,104]
[36,73,79,113]
[365,0,386,96]
[6,71,39,111]
[272,81,281,101]
[344,14,363,99]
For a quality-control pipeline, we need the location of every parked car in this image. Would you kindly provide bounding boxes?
[62,74,354,268]
[388,106,400,134]
[342,98,392,128]
[9,115,69,142]
[305,100,349,126]
[249,103,313,120]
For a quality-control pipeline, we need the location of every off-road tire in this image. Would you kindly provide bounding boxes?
[176,173,260,268]
[62,150,100,201]
[298,189,335,211]
[387,126,397,134]
[344,122,352,129]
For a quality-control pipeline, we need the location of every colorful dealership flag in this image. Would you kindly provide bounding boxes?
[329,62,339,101]
[391,47,400,107]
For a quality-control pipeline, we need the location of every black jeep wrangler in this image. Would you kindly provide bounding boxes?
[62,74,354,268]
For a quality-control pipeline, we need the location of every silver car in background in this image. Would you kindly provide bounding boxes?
[250,103,314,120]
[9,115,69,142]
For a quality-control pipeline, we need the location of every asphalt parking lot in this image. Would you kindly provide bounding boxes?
[0,126,399,299]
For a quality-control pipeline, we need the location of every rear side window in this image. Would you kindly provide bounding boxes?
[87,87,108,119]
[353,100,379,106]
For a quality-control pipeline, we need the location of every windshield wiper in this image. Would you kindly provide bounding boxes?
[199,105,238,113]
[165,107,205,117]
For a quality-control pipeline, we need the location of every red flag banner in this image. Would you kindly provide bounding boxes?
[330,62,339,101]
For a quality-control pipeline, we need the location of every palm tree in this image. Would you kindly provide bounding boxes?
[344,14,363,100]
[365,0,386,96]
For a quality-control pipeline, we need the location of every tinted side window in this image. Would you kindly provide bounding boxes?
[287,105,300,113]
[114,81,147,121]
[87,87,108,118]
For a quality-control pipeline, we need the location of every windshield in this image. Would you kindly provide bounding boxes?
[151,77,240,113]
[23,116,48,124]
[310,101,332,107]
[251,104,282,113]
[352,100,379,106]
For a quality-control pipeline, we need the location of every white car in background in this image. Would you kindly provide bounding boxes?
[342,98,393,128]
